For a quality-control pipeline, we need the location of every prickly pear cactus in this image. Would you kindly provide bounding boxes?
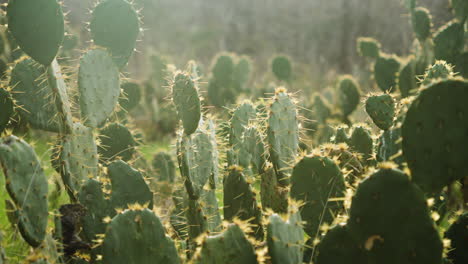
[172,72,201,135]
[411,7,432,42]
[192,223,258,264]
[348,125,374,165]
[290,155,345,237]
[376,128,403,165]
[98,123,136,162]
[90,0,140,68]
[421,60,455,85]
[402,79,468,194]
[337,75,361,120]
[119,81,142,112]
[445,212,468,264]
[314,225,367,264]
[266,208,304,264]
[0,136,48,247]
[348,168,442,264]
[102,208,180,264]
[152,152,176,183]
[312,94,332,124]
[78,49,121,128]
[374,54,400,92]
[398,58,417,97]
[267,88,299,186]
[451,0,468,21]
[433,20,464,64]
[271,55,292,82]
[0,88,13,134]
[7,0,64,65]
[224,166,263,240]
[357,37,380,59]
[365,94,395,130]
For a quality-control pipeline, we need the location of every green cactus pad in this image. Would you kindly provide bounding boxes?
[411,7,432,42]
[98,123,136,162]
[314,225,367,264]
[78,179,111,243]
[242,127,267,175]
[402,79,468,194]
[261,166,289,214]
[192,223,258,264]
[455,52,468,78]
[338,75,361,118]
[421,60,454,86]
[172,72,201,135]
[229,102,256,146]
[451,0,468,21]
[348,168,442,264]
[321,144,364,185]
[7,0,64,65]
[10,58,63,132]
[119,81,141,112]
[349,125,374,164]
[200,189,222,232]
[0,88,13,134]
[271,55,292,81]
[90,0,140,68]
[224,166,264,240]
[365,94,395,130]
[333,126,349,144]
[212,53,235,87]
[377,128,403,165]
[433,21,464,64]
[290,155,345,237]
[152,152,176,183]
[0,136,48,247]
[312,94,332,123]
[357,37,380,59]
[108,160,153,210]
[78,49,121,128]
[445,212,468,264]
[233,56,252,92]
[102,209,180,264]
[398,58,417,98]
[267,90,299,186]
[186,198,208,245]
[266,212,304,264]
[374,55,400,92]
[59,123,98,199]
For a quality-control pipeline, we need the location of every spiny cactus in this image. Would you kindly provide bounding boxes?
[98,123,137,162]
[411,7,432,42]
[348,125,374,165]
[102,208,180,264]
[421,60,455,85]
[365,94,395,130]
[271,55,292,82]
[90,0,140,68]
[348,168,442,264]
[402,79,468,194]
[398,57,418,97]
[78,49,121,128]
[445,212,468,264]
[119,81,142,113]
[374,54,401,93]
[0,136,48,247]
[337,75,361,123]
[172,72,201,136]
[7,0,64,66]
[152,152,176,183]
[433,20,464,64]
[357,37,380,59]
[0,88,13,134]
[290,155,345,237]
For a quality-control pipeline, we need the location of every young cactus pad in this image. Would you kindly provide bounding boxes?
[348,168,442,264]
[90,0,140,68]
[102,208,180,264]
[0,136,48,247]
[7,0,64,65]
[172,72,201,135]
[365,94,395,130]
[402,79,468,194]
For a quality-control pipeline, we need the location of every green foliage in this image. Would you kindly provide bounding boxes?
[7,0,64,65]
[90,0,140,68]
[402,79,468,194]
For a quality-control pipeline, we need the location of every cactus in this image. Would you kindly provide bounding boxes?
[312,94,332,124]
[271,55,292,82]
[402,79,468,194]
[365,94,395,130]
[192,223,258,264]
[267,88,299,186]
[398,57,417,97]
[348,125,374,165]
[152,152,176,183]
[337,75,361,123]
[102,208,180,264]
[357,37,380,59]
[433,20,464,64]
[333,126,349,144]
[314,225,367,264]
[451,0,468,21]
[0,88,13,134]
[445,212,468,264]
[376,128,403,165]
[0,136,48,247]
[321,144,364,185]
[290,155,345,237]
[90,0,140,68]
[172,72,201,135]
[119,81,142,113]
[347,168,442,264]
[374,54,400,92]
[411,7,432,42]
[108,160,153,210]
[78,49,121,128]
[233,56,252,92]
[98,123,136,162]
[59,122,99,199]
[421,60,455,85]
[7,0,64,66]
[266,208,304,264]
[224,166,264,240]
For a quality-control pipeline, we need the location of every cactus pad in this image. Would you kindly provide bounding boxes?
[0,88,13,134]
[119,81,142,112]
[433,21,464,64]
[338,75,361,118]
[271,55,292,81]
[0,136,48,247]
[365,94,395,130]
[445,212,468,264]
[98,123,136,162]
[374,55,400,92]
[172,73,201,135]
[411,7,432,42]
[266,212,304,264]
